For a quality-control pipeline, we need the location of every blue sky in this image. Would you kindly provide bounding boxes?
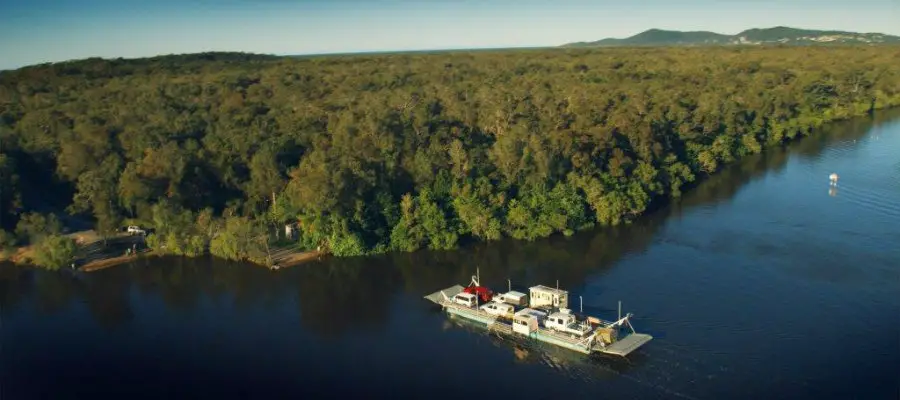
[0,0,897,70]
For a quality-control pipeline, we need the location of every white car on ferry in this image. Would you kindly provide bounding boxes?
[451,292,479,307]
[479,301,515,318]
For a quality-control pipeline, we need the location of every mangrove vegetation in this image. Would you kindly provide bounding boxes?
[0,46,898,267]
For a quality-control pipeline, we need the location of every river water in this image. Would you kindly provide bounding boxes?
[2,111,899,400]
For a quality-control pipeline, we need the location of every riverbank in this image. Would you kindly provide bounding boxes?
[2,228,329,272]
[268,247,327,270]
[78,249,152,272]
[1,230,103,265]
[1,230,147,272]
[8,108,897,273]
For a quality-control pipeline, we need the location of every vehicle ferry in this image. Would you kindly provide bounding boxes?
[424,272,652,357]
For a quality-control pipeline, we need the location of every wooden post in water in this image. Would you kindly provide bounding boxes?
[580,296,583,314]
[618,301,622,320]
[508,278,511,292]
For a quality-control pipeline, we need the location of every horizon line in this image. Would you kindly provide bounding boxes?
[2,45,557,71]
[5,24,900,71]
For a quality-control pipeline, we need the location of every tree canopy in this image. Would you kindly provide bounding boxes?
[1,47,898,261]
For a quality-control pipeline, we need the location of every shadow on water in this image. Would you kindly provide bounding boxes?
[2,111,896,337]
[672,108,900,213]
[789,108,900,161]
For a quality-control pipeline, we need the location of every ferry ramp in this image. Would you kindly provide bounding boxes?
[601,333,653,356]
[424,285,465,305]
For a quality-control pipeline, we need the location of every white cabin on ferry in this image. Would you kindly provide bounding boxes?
[494,291,528,306]
[529,285,569,309]
[480,301,516,318]
[512,308,548,335]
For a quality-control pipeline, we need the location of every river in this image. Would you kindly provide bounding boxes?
[2,111,899,400]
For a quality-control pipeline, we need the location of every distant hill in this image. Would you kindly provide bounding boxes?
[563,26,900,47]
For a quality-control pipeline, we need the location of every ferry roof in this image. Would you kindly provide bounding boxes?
[549,310,575,319]
[529,285,568,295]
[503,291,527,298]
[514,308,548,318]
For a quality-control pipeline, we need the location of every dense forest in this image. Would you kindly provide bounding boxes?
[0,107,885,330]
[1,46,898,268]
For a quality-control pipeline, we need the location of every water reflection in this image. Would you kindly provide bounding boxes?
[790,109,895,160]
[673,137,792,212]
[294,257,402,338]
[0,266,29,312]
